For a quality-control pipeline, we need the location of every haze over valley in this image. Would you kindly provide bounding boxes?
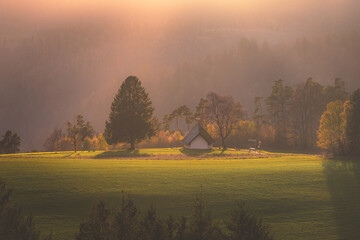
[1,0,360,150]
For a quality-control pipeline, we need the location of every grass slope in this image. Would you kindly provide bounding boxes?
[4,148,282,159]
[0,149,359,240]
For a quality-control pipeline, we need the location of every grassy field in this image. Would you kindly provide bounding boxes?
[0,148,359,240]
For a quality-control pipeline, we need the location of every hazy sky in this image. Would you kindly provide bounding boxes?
[1,0,358,30]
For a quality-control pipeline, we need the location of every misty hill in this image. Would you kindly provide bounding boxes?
[159,33,360,115]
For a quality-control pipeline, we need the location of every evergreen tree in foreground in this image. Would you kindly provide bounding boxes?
[0,179,51,240]
[104,76,155,150]
[76,193,274,240]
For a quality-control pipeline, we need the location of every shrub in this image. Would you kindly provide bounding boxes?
[137,131,183,148]
[54,137,73,151]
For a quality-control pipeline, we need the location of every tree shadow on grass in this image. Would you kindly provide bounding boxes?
[179,148,213,156]
[94,150,150,159]
[323,159,360,240]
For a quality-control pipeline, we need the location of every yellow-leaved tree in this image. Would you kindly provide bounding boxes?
[317,100,345,154]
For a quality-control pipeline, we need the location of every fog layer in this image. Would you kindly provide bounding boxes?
[1,0,360,150]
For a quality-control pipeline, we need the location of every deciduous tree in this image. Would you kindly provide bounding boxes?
[291,78,325,149]
[97,134,109,150]
[317,100,345,154]
[67,115,94,152]
[43,127,63,152]
[265,79,293,146]
[203,92,243,150]
[166,105,194,132]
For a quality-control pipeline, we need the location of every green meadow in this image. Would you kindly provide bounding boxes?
[0,149,359,240]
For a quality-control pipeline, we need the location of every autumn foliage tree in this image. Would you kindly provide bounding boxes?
[254,78,349,150]
[104,76,156,150]
[317,100,345,155]
[316,89,360,156]
[67,115,95,152]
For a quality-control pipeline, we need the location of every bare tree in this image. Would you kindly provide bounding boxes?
[204,92,243,150]
[43,127,63,152]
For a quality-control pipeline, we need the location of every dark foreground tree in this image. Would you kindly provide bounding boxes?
[76,193,273,240]
[0,179,51,240]
[104,76,156,150]
[76,200,111,240]
[187,195,223,240]
[67,115,95,152]
[343,89,360,156]
[0,130,21,154]
[203,92,243,150]
[227,202,274,240]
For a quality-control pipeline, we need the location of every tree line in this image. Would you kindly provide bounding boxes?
[1,75,359,156]
[254,78,348,150]
[253,77,360,156]
[160,77,359,156]
[39,75,360,157]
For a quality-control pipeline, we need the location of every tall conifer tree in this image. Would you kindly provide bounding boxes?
[104,76,155,150]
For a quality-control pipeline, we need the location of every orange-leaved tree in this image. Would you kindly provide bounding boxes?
[317,100,345,155]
